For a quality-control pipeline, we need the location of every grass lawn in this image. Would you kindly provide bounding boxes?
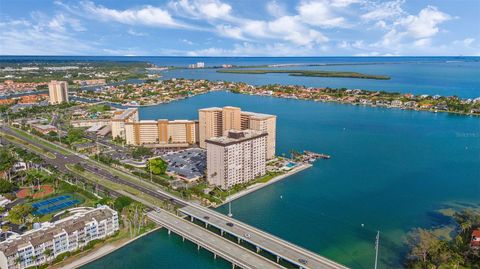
[0,131,56,159]
[66,164,164,208]
[11,128,71,155]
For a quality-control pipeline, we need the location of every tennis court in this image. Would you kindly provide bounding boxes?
[32,194,80,215]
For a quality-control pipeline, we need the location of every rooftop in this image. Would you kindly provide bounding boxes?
[206,129,267,146]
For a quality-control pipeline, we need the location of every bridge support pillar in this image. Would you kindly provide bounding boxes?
[190,216,193,222]
[214,253,217,260]
[197,244,201,251]
[256,246,260,253]
[232,263,235,269]
[167,229,171,235]
[237,238,241,244]
[221,230,224,236]
[182,236,185,242]
[205,222,208,228]
[276,256,280,263]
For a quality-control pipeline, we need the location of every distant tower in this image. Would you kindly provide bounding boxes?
[48,80,69,104]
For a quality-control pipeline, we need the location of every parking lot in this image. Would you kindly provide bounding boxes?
[161,148,206,182]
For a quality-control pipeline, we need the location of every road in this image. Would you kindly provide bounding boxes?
[180,205,348,269]
[1,126,349,269]
[0,126,186,207]
[148,210,284,269]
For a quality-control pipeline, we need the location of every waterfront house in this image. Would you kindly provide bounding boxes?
[471,229,480,250]
[391,100,403,107]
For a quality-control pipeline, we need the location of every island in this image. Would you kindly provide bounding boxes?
[217,69,391,80]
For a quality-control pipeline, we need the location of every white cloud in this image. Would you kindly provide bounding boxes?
[169,0,232,20]
[186,42,328,56]
[297,0,349,28]
[396,5,451,39]
[361,0,404,21]
[127,29,148,36]
[413,38,431,47]
[453,38,475,47]
[80,1,188,28]
[0,16,93,55]
[266,1,287,17]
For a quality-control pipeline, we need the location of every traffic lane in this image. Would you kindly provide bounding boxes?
[80,163,187,207]
[2,126,187,207]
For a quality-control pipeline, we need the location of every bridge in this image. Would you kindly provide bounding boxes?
[147,210,284,269]
[179,205,349,269]
[0,126,349,269]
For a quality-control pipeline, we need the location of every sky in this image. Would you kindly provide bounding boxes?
[0,0,479,56]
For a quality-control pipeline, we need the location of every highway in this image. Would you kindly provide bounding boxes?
[148,210,284,269]
[180,205,348,269]
[1,126,349,269]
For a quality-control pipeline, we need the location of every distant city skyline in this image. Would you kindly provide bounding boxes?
[0,0,479,56]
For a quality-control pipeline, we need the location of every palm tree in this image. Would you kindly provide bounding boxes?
[0,149,16,182]
[43,248,53,264]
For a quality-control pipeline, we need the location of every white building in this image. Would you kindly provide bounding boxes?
[0,205,119,269]
[48,81,69,104]
[206,130,267,189]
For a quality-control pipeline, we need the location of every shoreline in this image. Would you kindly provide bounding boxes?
[213,163,313,208]
[52,227,162,269]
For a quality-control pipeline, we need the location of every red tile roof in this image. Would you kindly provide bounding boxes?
[472,229,480,238]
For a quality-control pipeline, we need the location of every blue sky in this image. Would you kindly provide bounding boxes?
[0,0,479,56]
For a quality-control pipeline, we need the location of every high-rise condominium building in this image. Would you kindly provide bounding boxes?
[206,130,267,189]
[0,205,119,269]
[124,119,198,145]
[48,80,69,104]
[199,106,276,159]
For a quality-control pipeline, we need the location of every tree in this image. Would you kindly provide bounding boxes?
[0,180,14,193]
[0,149,16,181]
[131,146,152,159]
[406,228,439,264]
[114,196,133,212]
[7,204,33,225]
[43,248,53,264]
[123,202,146,238]
[64,128,85,145]
[146,158,167,175]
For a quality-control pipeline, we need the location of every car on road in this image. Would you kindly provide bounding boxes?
[226,222,234,227]
[244,233,251,238]
[203,216,210,220]
[298,258,308,265]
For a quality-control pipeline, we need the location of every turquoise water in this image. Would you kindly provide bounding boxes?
[82,91,480,269]
[1,56,479,97]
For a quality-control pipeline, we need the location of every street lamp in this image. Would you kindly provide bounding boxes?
[227,189,233,217]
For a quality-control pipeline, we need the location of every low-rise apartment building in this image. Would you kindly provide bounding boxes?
[206,130,267,189]
[111,108,139,140]
[0,205,119,269]
[124,119,198,146]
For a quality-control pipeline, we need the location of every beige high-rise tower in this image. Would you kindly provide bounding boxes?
[199,106,276,159]
[48,80,69,104]
[198,107,223,148]
[222,106,241,134]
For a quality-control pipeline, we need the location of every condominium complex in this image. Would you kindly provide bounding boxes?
[199,106,276,159]
[111,108,139,140]
[0,205,119,269]
[48,80,69,104]
[124,119,198,145]
[206,130,267,189]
